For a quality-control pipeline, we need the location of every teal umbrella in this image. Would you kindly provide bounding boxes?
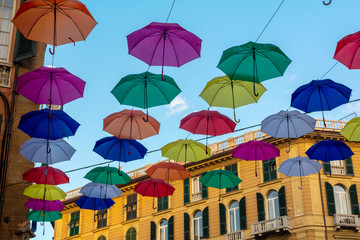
[26,210,62,222]
[84,166,131,185]
[217,41,291,96]
[111,72,181,121]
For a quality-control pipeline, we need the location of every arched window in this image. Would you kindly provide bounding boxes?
[334,185,351,214]
[267,191,280,219]
[159,219,168,240]
[97,235,106,240]
[126,227,136,240]
[229,201,240,233]
[193,211,203,240]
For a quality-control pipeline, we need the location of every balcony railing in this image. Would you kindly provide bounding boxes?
[225,230,244,240]
[192,192,202,202]
[334,214,359,231]
[251,216,291,237]
[0,65,11,88]
[330,165,346,175]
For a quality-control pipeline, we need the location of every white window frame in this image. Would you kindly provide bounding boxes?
[334,185,351,215]
[159,219,168,240]
[266,191,280,220]
[192,176,202,194]
[228,201,240,233]
[193,211,203,240]
[0,0,15,63]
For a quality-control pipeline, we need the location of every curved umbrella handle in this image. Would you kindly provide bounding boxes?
[49,45,55,55]
[161,66,166,81]
[323,0,331,5]
[286,141,291,153]
[253,82,259,97]
[152,197,157,210]
[118,169,123,176]
[233,109,240,123]
[143,111,149,122]
[68,37,76,46]
[298,176,303,189]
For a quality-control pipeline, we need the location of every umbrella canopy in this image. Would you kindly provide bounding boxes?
[103,109,160,140]
[75,196,115,210]
[334,31,360,69]
[111,72,181,121]
[80,182,122,199]
[25,199,64,211]
[19,138,75,164]
[217,41,291,95]
[134,179,175,198]
[17,66,86,106]
[23,166,69,185]
[340,117,360,142]
[24,184,66,200]
[200,76,267,122]
[18,109,80,140]
[145,162,190,181]
[84,167,131,185]
[305,140,354,162]
[200,169,242,189]
[26,210,62,222]
[232,141,280,161]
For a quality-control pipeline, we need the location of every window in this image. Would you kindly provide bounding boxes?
[334,185,351,214]
[126,227,136,240]
[267,191,280,219]
[69,211,80,236]
[0,0,13,62]
[263,158,277,182]
[159,219,168,240]
[97,236,106,240]
[229,201,240,233]
[193,211,203,240]
[158,196,168,212]
[192,176,202,201]
[96,210,107,229]
[225,163,238,192]
[126,194,137,220]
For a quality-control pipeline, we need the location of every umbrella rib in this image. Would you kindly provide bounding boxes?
[128,31,163,54]
[228,52,253,80]
[205,80,231,106]
[288,117,298,138]
[53,76,64,104]
[55,73,84,96]
[147,78,173,103]
[273,115,285,138]
[116,117,129,138]
[170,31,201,57]
[349,44,360,69]
[21,7,54,39]
[118,80,144,105]
[234,80,260,102]
[148,33,165,66]
[56,8,87,40]
[167,33,180,67]
[18,74,48,92]
[33,78,50,104]
[256,51,285,77]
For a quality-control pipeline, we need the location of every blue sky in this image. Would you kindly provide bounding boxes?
[33,0,360,238]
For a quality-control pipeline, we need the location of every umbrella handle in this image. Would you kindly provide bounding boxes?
[143,112,149,122]
[118,169,123,176]
[286,141,291,153]
[49,45,55,55]
[298,176,303,189]
[323,0,331,5]
[233,110,240,123]
[68,37,76,46]
[253,82,259,97]
[161,66,166,81]
[152,198,157,210]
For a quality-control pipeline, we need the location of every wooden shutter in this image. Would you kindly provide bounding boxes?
[345,157,354,176]
[219,203,227,235]
[184,213,190,240]
[278,186,287,216]
[158,196,168,211]
[202,172,208,199]
[263,161,270,182]
[184,178,190,204]
[239,197,247,230]
[203,207,209,238]
[270,159,277,181]
[168,216,174,240]
[13,31,37,62]
[150,221,156,240]
[323,161,330,174]
[225,164,239,192]
[256,193,265,221]
[325,182,336,216]
[349,184,360,216]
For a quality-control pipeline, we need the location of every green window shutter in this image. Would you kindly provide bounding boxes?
[239,197,247,230]
[203,207,209,238]
[325,182,336,216]
[184,178,190,204]
[349,185,360,216]
[158,196,168,211]
[150,221,156,240]
[270,159,277,181]
[225,164,239,192]
[256,193,265,221]
[168,216,174,240]
[219,203,227,235]
[323,161,330,174]
[69,211,80,236]
[13,30,37,62]
[263,161,270,182]
[184,213,190,240]
[278,186,287,216]
[345,157,354,176]
[202,172,208,199]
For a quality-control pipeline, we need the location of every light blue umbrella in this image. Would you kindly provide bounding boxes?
[80,182,122,199]
[278,157,322,189]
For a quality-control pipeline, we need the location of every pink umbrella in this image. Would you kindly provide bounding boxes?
[25,199,65,211]
[232,140,280,176]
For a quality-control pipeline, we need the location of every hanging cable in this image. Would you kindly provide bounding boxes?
[320,62,338,79]
[165,0,176,23]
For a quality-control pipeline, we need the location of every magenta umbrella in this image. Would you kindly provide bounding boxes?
[17,66,86,106]
[127,22,202,79]
[25,199,65,212]
[232,141,280,176]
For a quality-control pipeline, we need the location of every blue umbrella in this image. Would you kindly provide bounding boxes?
[305,140,354,162]
[291,79,352,126]
[75,195,115,210]
[80,182,122,199]
[18,109,80,140]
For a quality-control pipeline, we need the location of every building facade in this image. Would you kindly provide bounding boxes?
[55,119,360,240]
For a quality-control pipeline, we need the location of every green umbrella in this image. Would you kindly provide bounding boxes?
[217,41,291,96]
[84,166,131,185]
[200,76,267,122]
[26,210,62,222]
[111,71,181,121]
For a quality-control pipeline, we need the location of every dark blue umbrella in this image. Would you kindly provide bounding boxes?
[305,140,354,162]
[18,109,80,140]
[75,195,115,210]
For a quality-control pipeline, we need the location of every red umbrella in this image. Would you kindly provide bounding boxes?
[334,31,360,69]
[23,166,69,185]
[145,162,190,181]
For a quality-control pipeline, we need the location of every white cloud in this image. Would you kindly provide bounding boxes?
[289,75,296,81]
[342,102,360,114]
[166,96,189,116]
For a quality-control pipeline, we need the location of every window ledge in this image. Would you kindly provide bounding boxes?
[186,199,207,207]
[221,189,243,198]
[258,179,282,188]
[64,234,82,240]
[325,174,353,179]
[121,217,140,225]
[92,226,110,233]
[153,209,172,216]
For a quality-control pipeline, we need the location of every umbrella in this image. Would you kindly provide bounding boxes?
[26,210,62,222]
[80,182,122,199]
[75,195,115,210]
[232,141,280,176]
[17,66,86,106]
[291,79,352,126]
[127,22,202,79]
[111,72,181,121]
[103,109,160,140]
[180,110,236,152]
[19,138,76,164]
[24,184,66,200]
[25,199,64,211]
[12,0,97,54]
[334,31,360,69]
[145,162,190,181]
[340,117,360,141]
[278,157,323,189]
[23,166,69,185]
[200,76,267,122]
[261,110,316,152]
[18,109,80,140]
[161,139,210,165]
[84,167,131,185]
[305,140,354,162]
[217,41,291,96]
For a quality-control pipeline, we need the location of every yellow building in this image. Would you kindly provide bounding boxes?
[55,119,360,240]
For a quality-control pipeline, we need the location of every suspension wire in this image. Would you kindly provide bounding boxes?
[165,0,176,23]
[320,62,338,79]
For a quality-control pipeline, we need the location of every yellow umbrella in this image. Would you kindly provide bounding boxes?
[23,184,66,201]
[340,117,360,141]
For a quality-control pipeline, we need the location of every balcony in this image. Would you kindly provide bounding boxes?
[0,64,11,88]
[251,216,291,237]
[330,165,346,175]
[192,192,202,202]
[334,214,359,231]
[225,230,244,240]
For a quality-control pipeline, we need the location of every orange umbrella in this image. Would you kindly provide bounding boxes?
[12,0,97,54]
[146,162,190,181]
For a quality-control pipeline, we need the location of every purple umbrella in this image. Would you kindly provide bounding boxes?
[25,199,65,211]
[17,66,86,106]
[127,22,202,79]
